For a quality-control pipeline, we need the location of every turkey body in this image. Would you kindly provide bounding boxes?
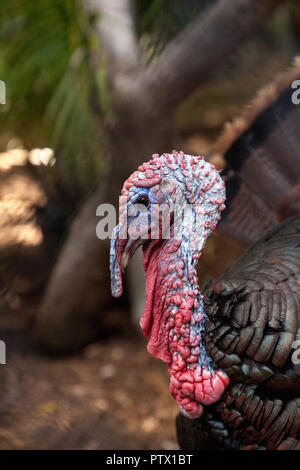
[177,215,300,450]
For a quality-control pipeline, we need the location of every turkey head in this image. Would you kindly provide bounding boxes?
[110,151,229,418]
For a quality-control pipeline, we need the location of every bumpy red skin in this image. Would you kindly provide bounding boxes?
[141,237,229,419]
[112,151,230,418]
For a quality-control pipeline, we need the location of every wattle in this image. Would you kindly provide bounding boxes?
[140,240,171,363]
[140,239,229,419]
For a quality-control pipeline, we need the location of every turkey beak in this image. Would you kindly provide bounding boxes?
[110,225,143,298]
[121,251,130,272]
[121,237,144,272]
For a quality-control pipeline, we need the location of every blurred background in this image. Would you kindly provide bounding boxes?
[0,0,299,449]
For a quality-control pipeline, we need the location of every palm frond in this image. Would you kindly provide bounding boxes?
[0,0,107,188]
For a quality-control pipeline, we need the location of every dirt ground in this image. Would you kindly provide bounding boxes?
[0,329,179,450]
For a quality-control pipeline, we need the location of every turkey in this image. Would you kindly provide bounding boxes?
[110,64,300,450]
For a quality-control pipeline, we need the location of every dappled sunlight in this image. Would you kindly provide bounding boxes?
[0,224,43,248]
[0,174,47,205]
[28,148,56,167]
[0,149,47,249]
[0,147,53,331]
[0,149,28,171]
[0,197,35,227]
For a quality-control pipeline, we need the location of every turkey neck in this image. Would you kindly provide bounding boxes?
[141,237,229,419]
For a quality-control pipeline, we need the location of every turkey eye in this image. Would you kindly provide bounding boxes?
[136,195,150,208]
